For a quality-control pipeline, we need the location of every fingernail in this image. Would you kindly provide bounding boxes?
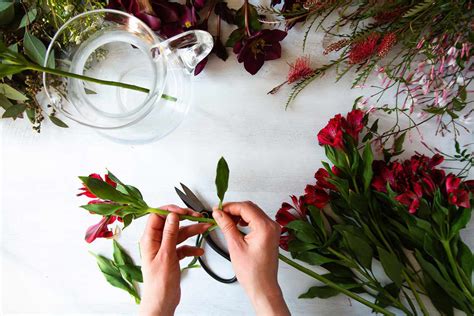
[213,210,222,219]
[167,213,178,223]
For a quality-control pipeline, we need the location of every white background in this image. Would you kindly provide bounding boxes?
[1,7,473,315]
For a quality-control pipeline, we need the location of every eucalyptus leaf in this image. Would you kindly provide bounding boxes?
[2,103,26,118]
[49,115,69,128]
[19,8,37,28]
[0,84,28,100]
[215,157,229,208]
[23,32,55,68]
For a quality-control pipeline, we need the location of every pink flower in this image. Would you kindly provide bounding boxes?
[317,114,344,149]
[85,216,119,243]
[287,56,314,84]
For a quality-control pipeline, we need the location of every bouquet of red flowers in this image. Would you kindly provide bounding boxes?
[277,109,473,315]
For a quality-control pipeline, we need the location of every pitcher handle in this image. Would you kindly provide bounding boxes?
[151,30,213,73]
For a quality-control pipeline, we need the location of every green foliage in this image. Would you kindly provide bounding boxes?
[215,157,230,209]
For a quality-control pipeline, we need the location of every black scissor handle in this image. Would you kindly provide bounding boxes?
[197,234,237,283]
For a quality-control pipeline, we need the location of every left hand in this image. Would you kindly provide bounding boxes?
[139,205,211,316]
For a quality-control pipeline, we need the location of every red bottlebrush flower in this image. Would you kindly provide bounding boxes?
[342,109,365,141]
[317,114,344,149]
[377,32,397,57]
[287,56,314,84]
[304,185,330,208]
[77,174,117,198]
[235,29,287,75]
[85,216,119,243]
[348,33,381,64]
[275,195,306,227]
[315,168,336,190]
[395,191,421,214]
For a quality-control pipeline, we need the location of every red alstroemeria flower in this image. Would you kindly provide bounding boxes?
[304,185,330,208]
[275,195,307,227]
[445,174,461,193]
[448,190,470,208]
[315,168,336,190]
[317,114,344,149]
[85,216,119,243]
[395,191,421,214]
[342,109,365,141]
[77,174,116,198]
[278,228,292,251]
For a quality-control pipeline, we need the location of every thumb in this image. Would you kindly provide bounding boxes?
[213,209,243,249]
[159,213,180,257]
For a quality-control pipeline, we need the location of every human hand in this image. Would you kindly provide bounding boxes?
[139,205,211,316]
[212,201,290,316]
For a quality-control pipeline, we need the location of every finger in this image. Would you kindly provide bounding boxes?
[177,245,204,260]
[238,218,249,227]
[159,213,180,256]
[220,201,269,228]
[177,223,212,244]
[159,204,202,218]
[213,209,244,248]
[140,214,165,263]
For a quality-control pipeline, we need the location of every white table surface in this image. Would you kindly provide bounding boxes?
[1,14,473,315]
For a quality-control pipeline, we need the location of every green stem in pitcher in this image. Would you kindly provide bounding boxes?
[28,64,177,101]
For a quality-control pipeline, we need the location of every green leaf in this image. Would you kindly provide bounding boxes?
[215,157,229,208]
[377,247,403,287]
[299,286,340,299]
[91,253,140,302]
[18,8,37,28]
[79,176,134,203]
[118,264,143,283]
[235,4,261,32]
[288,239,318,253]
[361,143,373,192]
[113,240,134,266]
[450,207,471,238]
[2,103,26,118]
[293,251,336,265]
[0,95,13,109]
[339,230,372,269]
[286,220,319,244]
[23,32,55,68]
[457,240,473,281]
[225,28,245,47]
[423,273,454,316]
[0,64,28,78]
[0,1,14,26]
[26,107,35,123]
[393,132,406,154]
[0,84,28,100]
[107,171,144,202]
[81,203,123,216]
[374,283,400,309]
[49,115,69,128]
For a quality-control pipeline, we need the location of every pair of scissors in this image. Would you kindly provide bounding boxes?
[175,183,237,284]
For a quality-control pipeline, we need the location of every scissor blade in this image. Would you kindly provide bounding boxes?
[180,183,207,212]
[175,187,197,211]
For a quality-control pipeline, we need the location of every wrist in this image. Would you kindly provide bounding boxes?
[139,297,176,316]
[248,283,290,316]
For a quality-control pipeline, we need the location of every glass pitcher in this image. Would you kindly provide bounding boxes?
[43,9,213,144]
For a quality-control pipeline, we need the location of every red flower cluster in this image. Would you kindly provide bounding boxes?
[78,174,122,243]
[317,109,365,148]
[372,154,471,213]
[348,32,397,64]
[276,167,336,250]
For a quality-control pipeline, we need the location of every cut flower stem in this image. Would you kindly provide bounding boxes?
[143,209,394,315]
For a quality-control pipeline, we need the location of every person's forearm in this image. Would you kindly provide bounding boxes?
[249,285,290,316]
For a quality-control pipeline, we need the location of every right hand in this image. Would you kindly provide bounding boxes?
[212,201,290,316]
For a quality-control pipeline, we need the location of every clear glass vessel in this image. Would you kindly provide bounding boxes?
[43,9,213,144]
